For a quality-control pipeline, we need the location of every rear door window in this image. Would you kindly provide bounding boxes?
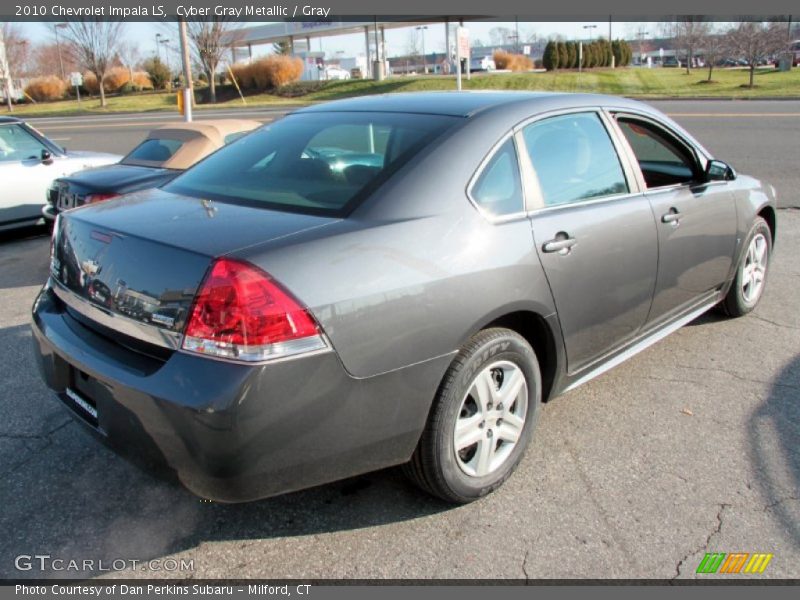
[521,112,628,207]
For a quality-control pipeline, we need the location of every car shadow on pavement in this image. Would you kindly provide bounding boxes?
[0,322,453,580]
[749,353,800,548]
[0,226,51,290]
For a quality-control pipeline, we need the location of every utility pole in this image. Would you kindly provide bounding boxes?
[416,25,428,74]
[178,19,193,122]
[55,23,67,80]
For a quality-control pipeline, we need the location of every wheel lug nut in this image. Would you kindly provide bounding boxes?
[497,418,503,426]
[497,403,503,411]
[479,421,485,429]
[487,402,493,410]
[487,429,493,438]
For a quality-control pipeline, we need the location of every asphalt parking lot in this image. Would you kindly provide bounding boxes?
[0,100,798,580]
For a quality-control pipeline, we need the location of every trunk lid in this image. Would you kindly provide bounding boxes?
[51,188,338,341]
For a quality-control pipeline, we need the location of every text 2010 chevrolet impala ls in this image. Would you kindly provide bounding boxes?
[32,93,776,503]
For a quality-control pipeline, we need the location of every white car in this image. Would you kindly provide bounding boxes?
[324,66,351,80]
[0,116,120,231]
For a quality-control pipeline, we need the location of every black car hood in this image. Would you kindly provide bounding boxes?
[57,164,176,194]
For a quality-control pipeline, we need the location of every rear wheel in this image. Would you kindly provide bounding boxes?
[404,328,541,503]
[720,217,772,317]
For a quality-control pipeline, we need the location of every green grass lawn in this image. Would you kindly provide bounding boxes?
[8,67,800,119]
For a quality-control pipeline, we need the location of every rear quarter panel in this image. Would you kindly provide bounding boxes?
[233,115,559,379]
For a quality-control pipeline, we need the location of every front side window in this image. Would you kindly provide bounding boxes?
[616,117,698,188]
[0,124,48,162]
[470,138,524,217]
[522,112,628,207]
[165,112,458,216]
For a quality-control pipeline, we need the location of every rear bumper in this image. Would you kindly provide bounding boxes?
[31,283,448,502]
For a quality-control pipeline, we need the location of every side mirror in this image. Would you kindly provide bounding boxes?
[706,159,735,182]
[41,149,53,165]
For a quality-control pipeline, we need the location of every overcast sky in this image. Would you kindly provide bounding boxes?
[19,20,667,62]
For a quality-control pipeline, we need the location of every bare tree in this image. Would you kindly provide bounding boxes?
[62,21,125,107]
[117,41,141,85]
[700,26,727,82]
[405,29,421,59]
[31,42,79,78]
[186,19,239,104]
[673,17,710,74]
[726,21,787,87]
[489,26,514,47]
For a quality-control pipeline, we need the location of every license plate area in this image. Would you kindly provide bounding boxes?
[56,190,79,211]
[62,369,99,428]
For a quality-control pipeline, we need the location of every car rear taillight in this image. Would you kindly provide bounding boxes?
[182,258,327,362]
[84,192,120,204]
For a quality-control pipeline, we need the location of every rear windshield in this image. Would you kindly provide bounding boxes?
[122,138,183,165]
[163,111,458,216]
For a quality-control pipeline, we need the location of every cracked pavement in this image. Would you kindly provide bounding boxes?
[0,103,798,580]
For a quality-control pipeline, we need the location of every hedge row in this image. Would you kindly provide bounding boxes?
[543,39,633,71]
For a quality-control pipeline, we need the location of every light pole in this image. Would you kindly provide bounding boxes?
[155,33,163,61]
[583,25,597,41]
[160,39,172,73]
[637,29,649,65]
[54,23,67,80]
[416,26,428,74]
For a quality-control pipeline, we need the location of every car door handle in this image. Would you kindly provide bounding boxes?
[542,236,577,253]
[661,209,681,224]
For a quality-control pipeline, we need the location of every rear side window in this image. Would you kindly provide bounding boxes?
[470,138,524,217]
[165,112,458,216]
[522,112,628,207]
[616,118,698,188]
[123,139,183,164]
[224,131,248,144]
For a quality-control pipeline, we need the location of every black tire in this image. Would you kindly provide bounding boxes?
[404,327,542,503]
[720,217,772,317]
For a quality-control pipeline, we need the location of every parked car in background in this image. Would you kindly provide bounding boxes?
[470,55,496,72]
[324,66,352,80]
[0,117,119,232]
[43,119,261,221]
[33,92,776,504]
[662,56,681,67]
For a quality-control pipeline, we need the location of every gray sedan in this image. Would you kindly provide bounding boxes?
[31,92,776,503]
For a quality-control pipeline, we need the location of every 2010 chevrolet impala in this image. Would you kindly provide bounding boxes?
[31,92,776,503]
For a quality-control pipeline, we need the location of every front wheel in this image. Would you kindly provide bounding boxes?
[720,217,772,317]
[404,328,542,503]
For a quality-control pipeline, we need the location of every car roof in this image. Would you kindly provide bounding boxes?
[0,116,22,124]
[295,91,655,119]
